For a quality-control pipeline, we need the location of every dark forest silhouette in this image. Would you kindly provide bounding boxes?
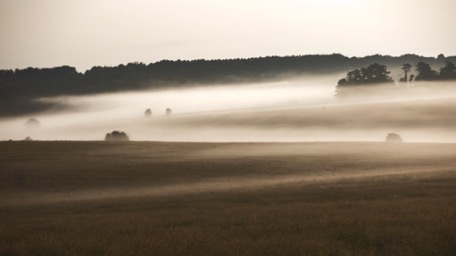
[1,54,456,117]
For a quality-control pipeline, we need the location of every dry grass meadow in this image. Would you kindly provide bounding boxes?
[1,141,456,255]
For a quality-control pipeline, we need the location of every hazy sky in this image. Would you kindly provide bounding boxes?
[1,0,455,71]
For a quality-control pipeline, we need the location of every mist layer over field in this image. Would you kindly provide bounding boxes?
[1,76,456,142]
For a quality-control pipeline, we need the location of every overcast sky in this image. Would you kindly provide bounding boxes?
[1,0,455,71]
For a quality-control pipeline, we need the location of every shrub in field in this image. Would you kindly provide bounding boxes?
[105,131,129,141]
[24,118,41,128]
[385,133,403,143]
[166,108,172,116]
[144,108,152,118]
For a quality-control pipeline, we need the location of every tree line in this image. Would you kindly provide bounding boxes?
[0,54,455,117]
[336,60,456,97]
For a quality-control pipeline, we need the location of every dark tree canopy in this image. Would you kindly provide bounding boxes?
[336,60,456,97]
[337,63,393,87]
[439,61,456,80]
[400,63,412,82]
[415,61,456,81]
[335,63,395,98]
[105,131,130,141]
[415,62,438,81]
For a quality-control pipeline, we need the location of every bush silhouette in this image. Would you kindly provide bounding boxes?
[105,131,129,141]
[144,108,152,118]
[24,118,41,128]
[385,133,403,143]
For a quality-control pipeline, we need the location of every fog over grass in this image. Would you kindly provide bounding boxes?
[1,76,456,142]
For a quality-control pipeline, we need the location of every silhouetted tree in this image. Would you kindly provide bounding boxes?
[166,108,172,116]
[24,118,41,128]
[385,133,403,143]
[408,74,415,85]
[400,63,411,82]
[105,131,129,141]
[415,62,438,81]
[439,61,456,80]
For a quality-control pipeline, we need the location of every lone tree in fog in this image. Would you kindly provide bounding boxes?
[144,108,152,118]
[105,130,129,141]
[166,108,172,116]
[385,133,403,143]
[400,63,411,83]
[24,118,41,128]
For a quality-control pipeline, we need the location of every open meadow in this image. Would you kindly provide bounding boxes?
[1,141,456,255]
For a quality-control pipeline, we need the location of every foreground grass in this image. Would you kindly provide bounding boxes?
[0,141,455,255]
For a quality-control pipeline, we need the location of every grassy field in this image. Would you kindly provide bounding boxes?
[1,141,456,255]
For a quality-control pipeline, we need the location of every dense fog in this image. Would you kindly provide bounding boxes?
[1,76,456,143]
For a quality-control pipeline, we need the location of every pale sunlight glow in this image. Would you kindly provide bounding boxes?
[0,0,455,71]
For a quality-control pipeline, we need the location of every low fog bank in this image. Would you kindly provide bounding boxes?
[336,81,456,104]
[1,78,456,143]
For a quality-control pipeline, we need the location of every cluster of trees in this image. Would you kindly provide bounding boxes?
[336,60,456,97]
[337,63,394,87]
[415,61,456,80]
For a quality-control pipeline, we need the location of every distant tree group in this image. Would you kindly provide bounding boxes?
[337,63,393,87]
[415,62,438,80]
[415,61,456,81]
[336,63,394,97]
[438,61,456,80]
[105,131,129,141]
[336,60,456,97]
